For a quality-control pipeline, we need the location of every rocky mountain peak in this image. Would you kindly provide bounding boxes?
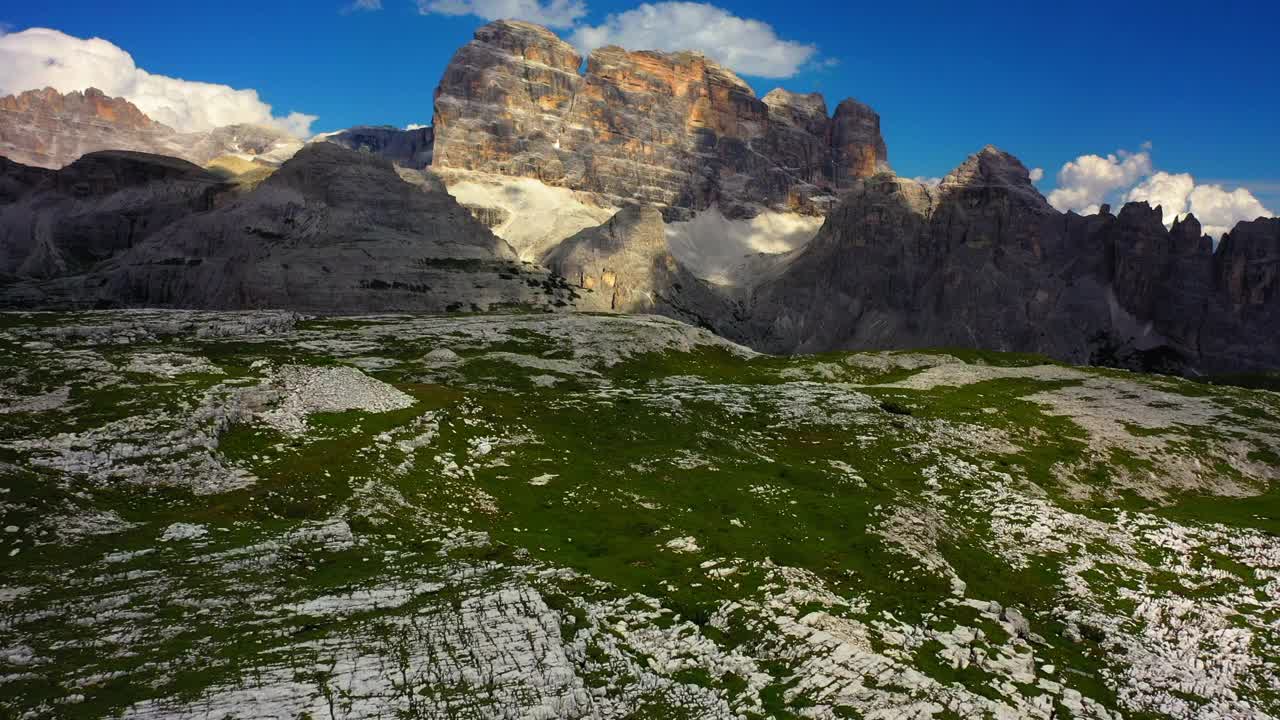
[260,141,427,209]
[762,89,829,131]
[471,18,583,71]
[1169,213,1212,255]
[938,145,1050,210]
[542,204,673,312]
[829,99,889,184]
[319,125,434,170]
[431,19,888,218]
[53,150,221,197]
[1115,199,1168,230]
[584,44,758,105]
[0,87,304,171]
[1,86,167,133]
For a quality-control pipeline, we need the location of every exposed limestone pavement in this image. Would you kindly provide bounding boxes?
[0,310,1277,719]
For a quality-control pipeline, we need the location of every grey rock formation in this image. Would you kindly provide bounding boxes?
[542,205,672,312]
[0,155,53,205]
[0,87,173,169]
[320,125,434,169]
[1203,217,1280,372]
[0,143,577,313]
[724,146,1280,375]
[431,20,888,220]
[174,123,304,166]
[0,151,227,280]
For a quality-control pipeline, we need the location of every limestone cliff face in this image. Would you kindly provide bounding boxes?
[0,87,303,170]
[431,20,888,219]
[0,88,173,169]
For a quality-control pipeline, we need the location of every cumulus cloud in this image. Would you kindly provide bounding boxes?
[1124,172,1195,222]
[415,1,818,79]
[1029,167,1044,183]
[1048,146,1273,239]
[405,123,430,130]
[569,2,818,78]
[1046,149,1152,213]
[0,27,317,135]
[418,0,587,28]
[1184,184,1270,238]
[1125,174,1271,238]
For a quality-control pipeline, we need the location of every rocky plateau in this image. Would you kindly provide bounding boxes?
[0,310,1277,719]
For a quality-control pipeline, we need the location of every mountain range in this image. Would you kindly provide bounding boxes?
[0,19,1275,376]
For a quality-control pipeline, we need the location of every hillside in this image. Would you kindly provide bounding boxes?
[1,310,1277,719]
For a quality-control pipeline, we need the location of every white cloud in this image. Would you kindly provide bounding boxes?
[569,2,817,79]
[1046,149,1152,213]
[346,0,383,10]
[1048,147,1274,239]
[405,123,430,130]
[1123,171,1272,238]
[1124,172,1195,223]
[1029,167,1044,183]
[418,0,587,29]
[0,27,316,135]
[1186,184,1271,238]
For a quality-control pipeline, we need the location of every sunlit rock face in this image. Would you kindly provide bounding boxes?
[0,88,174,169]
[541,205,673,312]
[430,20,888,220]
[0,87,304,170]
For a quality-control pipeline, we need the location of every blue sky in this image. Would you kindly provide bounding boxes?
[1,0,1277,216]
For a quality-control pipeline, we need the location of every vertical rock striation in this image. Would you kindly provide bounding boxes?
[0,87,303,170]
[430,20,888,219]
[541,205,673,312]
[1,88,174,169]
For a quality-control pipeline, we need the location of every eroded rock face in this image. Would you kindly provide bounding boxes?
[542,205,673,312]
[1207,217,1280,370]
[431,20,888,220]
[1,88,174,169]
[725,146,1280,375]
[0,143,577,313]
[0,87,303,170]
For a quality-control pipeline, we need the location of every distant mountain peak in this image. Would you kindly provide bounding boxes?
[0,86,303,171]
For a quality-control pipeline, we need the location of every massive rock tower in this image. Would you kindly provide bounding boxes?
[430,20,888,219]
